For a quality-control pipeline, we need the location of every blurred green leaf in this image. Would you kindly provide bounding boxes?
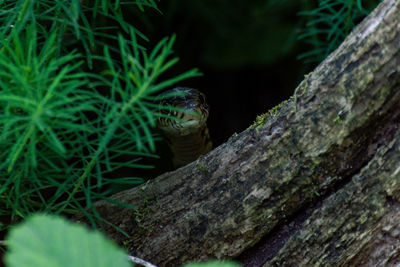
[4,214,131,267]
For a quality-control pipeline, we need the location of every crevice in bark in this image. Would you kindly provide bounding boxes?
[236,199,320,266]
[236,89,400,266]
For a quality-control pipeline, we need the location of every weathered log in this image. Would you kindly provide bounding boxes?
[81,0,400,265]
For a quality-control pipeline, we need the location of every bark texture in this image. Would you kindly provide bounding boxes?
[79,0,400,265]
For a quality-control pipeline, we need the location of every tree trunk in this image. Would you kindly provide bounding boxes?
[79,0,400,265]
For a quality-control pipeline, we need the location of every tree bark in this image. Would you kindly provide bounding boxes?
[79,0,400,266]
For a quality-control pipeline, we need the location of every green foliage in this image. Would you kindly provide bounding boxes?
[0,0,200,228]
[298,0,381,62]
[4,214,130,267]
[3,214,241,267]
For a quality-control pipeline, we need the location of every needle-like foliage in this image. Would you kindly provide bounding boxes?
[0,0,200,230]
[298,0,380,62]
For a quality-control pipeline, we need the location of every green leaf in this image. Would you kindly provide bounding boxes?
[4,214,131,267]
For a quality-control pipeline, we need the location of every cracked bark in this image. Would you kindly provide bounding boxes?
[76,0,400,266]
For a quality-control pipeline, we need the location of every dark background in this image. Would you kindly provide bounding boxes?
[114,0,378,180]
[115,0,318,179]
[124,0,315,146]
